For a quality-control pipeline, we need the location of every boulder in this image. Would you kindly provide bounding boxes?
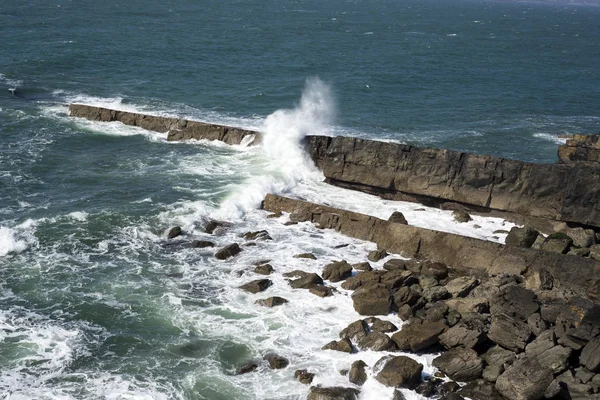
[490,285,539,321]
[505,226,539,248]
[388,211,408,224]
[307,386,360,400]
[581,335,600,372]
[352,261,372,271]
[393,286,421,309]
[289,273,323,289]
[421,301,449,323]
[445,276,479,298]
[591,244,600,260]
[294,253,317,259]
[375,356,423,389]
[368,249,388,262]
[439,317,487,349]
[432,348,483,382]
[322,261,353,282]
[488,313,532,352]
[239,279,272,294]
[309,285,334,297]
[255,296,288,307]
[525,330,571,374]
[339,320,369,342]
[263,353,289,369]
[368,318,398,333]
[540,233,573,254]
[352,284,392,315]
[349,360,368,386]
[254,263,273,275]
[445,297,489,315]
[167,226,182,239]
[420,261,449,279]
[495,357,553,400]
[294,369,315,385]
[341,270,383,290]
[382,258,409,271]
[381,270,418,290]
[215,243,242,260]
[391,319,447,352]
[204,220,230,234]
[453,210,472,223]
[554,299,600,350]
[527,313,548,336]
[242,230,272,241]
[357,332,397,352]
[192,240,214,248]
[236,361,258,374]
[322,338,354,353]
[459,380,504,400]
[564,227,596,248]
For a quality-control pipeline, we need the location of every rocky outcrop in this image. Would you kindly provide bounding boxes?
[558,134,600,165]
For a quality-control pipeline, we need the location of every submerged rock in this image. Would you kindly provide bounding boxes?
[167,226,182,239]
[239,279,272,294]
[255,296,288,307]
[215,243,242,259]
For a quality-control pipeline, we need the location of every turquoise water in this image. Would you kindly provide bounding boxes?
[1,0,599,399]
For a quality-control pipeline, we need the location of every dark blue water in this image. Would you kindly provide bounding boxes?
[1,0,599,399]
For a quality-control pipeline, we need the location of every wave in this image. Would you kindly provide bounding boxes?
[533,132,569,145]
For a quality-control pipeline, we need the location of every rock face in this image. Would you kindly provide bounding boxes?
[375,356,423,389]
[495,357,553,400]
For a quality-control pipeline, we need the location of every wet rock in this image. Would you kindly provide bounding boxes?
[205,220,230,234]
[368,249,388,262]
[289,273,323,289]
[349,360,368,386]
[309,285,334,297]
[339,320,369,342]
[263,353,289,369]
[439,317,487,349]
[357,332,397,352]
[341,270,383,290]
[438,381,461,396]
[581,335,600,372]
[191,240,214,248]
[294,253,317,260]
[505,226,539,248]
[167,226,182,239]
[242,230,272,241]
[495,357,553,400]
[388,211,408,224]
[352,261,372,271]
[415,379,440,397]
[368,318,398,333]
[307,386,360,400]
[445,276,479,298]
[391,389,408,400]
[322,261,353,282]
[375,355,423,389]
[294,369,314,385]
[453,210,472,223]
[541,232,573,254]
[391,319,447,352]
[490,285,539,321]
[432,348,483,382]
[255,296,288,307]
[322,338,354,353]
[215,243,242,260]
[351,284,392,316]
[236,361,258,374]
[239,279,272,294]
[254,263,273,275]
[488,313,532,352]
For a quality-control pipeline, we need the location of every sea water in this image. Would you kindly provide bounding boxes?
[1,0,599,399]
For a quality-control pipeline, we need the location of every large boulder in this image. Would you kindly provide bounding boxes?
[351,284,392,315]
[445,276,479,298]
[495,357,553,400]
[341,270,383,290]
[255,296,288,307]
[339,320,369,342]
[322,261,353,282]
[289,273,323,289]
[525,330,571,375]
[215,243,242,259]
[322,338,354,353]
[391,320,447,352]
[239,279,272,294]
[357,332,397,352]
[490,285,539,321]
[581,335,600,372]
[375,356,423,389]
[307,386,360,400]
[432,348,483,382]
[348,360,368,386]
[505,226,539,248]
[439,317,487,349]
[488,313,532,352]
[540,233,573,254]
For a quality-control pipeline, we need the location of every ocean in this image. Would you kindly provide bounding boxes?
[1,0,599,399]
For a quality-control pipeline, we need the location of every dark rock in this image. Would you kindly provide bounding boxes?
[555,299,600,349]
[339,320,369,342]
[341,270,383,290]
[205,220,229,234]
[591,244,600,260]
[393,286,421,309]
[255,296,288,307]
[382,258,409,271]
[482,346,516,372]
[422,301,449,323]
[459,380,504,400]
[167,226,182,239]
[397,304,413,321]
[415,379,439,397]
[488,313,532,352]
[445,276,479,298]
[322,338,354,353]
[495,357,553,400]
[289,273,323,289]
[215,243,242,260]
[445,297,489,314]
[375,355,423,389]
[527,313,548,336]
[432,348,483,382]
[309,285,334,297]
[420,261,449,279]
[525,330,571,374]
[294,369,314,385]
[348,360,368,386]
[505,226,540,248]
[569,247,591,257]
[368,318,398,333]
[446,310,461,327]
[236,361,258,374]
[307,386,359,400]
[388,211,408,224]
[191,240,214,248]
[242,230,272,241]
[453,210,472,223]
[381,270,418,290]
[294,253,317,260]
[322,261,353,282]
[368,249,388,262]
[439,317,487,349]
[391,389,408,400]
[490,285,539,321]
[351,284,392,315]
[554,369,598,399]
[263,353,289,369]
[357,332,397,352]
[418,275,439,290]
[254,263,274,275]
[581,335,600,372]
[239,279,272,294]
[438,381,461,396]
[391,319,447,352]
[541,233,573,254]
[423,286,450,302]
[283,269,310,278]
[352,261,372,271]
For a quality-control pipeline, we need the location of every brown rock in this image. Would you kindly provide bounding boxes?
[432,348,483,382]
[495,357,553,400]
[239,279,272,294]
[351,284,392,315]
[391,319,447,352]
[255,296,288,307]
[375,356,423,389]
[215,243,242,259]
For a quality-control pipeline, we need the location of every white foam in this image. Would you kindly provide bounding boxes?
[67,211,88,222]
[533,132,568,145]
[0,226,31,257]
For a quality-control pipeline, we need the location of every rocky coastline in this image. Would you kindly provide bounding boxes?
[69,104,600,399]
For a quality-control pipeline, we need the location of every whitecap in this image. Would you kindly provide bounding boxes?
[533,133,568,145]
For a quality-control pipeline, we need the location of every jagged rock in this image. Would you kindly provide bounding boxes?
[263,354,289,369]
[415,379,441,397]
[205,220,230,234]
[527,313,548,336]
[391,319,447,352]
[490,285,539,321]
[488,313,532,352]
[309,285,334,297]
[505,226,539,248]
[381,270,418,290]
[368,318,398,333]
[255,296,288,307]
[239,279,272,294]
[445,297,489,314]
[357,332,397,351]
[420,261,449,279]
[541,233,573,254]
[569,247,591,257]
[368,249,388,262]
[191,240,214,248]
[421,301,449,323]
[438,381,461,397]
[495,357,553,400]
[482,346,517,370]
[432,348,483,382]
[254,263,273,275]
[445,276,479,298]
[236,361,258,374]
[341,270,383,290]
[322,338,354,353]
[459,380,504,400]
[294,253,317,259]
[525,330,571,374]
[375,356,423,389]
[483,364,504,383]
[439,317,487,349]
[322,261,353,282]
[575,367,595,384]
[554,369,599,399]
[554,298,600,350]
[339,320,369,342]
[294,369,314,385]
[453,210,472,223]
[349,360,368,386]
[525,329,555,357]
[393,286,421,309]
[351,284,392,315]
[564,227,596,248]
[307,386,360,400]
[167,226,182,239]
[352,261,372,271]
[289,273,323,289]
[215,243,242,259]
[242,230,272,240]
[388,211,408,224]
[581,335,600,372]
